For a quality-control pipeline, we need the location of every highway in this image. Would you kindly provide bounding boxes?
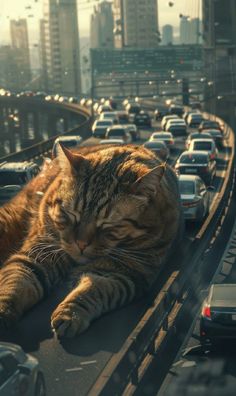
[0,108,233,396]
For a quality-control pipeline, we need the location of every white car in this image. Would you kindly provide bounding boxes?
[165,119,187,135]
[149,131,175,149]
[161,115,180,130]
[99,139,124,145]
[99,111,119,122]
[52,135,83,157]
[92,119,113,132]
[178,174,210,222]
[188,138,218,160]
[106,125,132,144]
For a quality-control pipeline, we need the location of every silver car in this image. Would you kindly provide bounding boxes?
[178,174,211,222]
[0,342,46,396]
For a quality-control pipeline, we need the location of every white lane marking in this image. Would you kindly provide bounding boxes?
[65,367,83,372]
[80,360,97,366]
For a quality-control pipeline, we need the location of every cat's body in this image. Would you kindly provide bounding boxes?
[0,144,182,337]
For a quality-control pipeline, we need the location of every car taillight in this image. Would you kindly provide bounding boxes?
[210,153,214,160]
[169,140,174,144]
[202,304,211,319]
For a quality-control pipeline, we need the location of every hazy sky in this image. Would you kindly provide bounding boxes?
[0,0,201,42]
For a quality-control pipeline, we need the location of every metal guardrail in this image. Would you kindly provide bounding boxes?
[89,115,235,396]
[0,99,92,162]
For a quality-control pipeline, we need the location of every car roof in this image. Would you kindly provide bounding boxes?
[209,284,236,305]
[108,125,126,130]
[181,150,209,157]
[190,138,214,143]
[144,141,166,147]
[100,139,124,144]
[0,161,37,171]
[178,174,201,182]
[54,135,82,142]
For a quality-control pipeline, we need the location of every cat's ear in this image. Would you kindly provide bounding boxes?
[130,163,166,196]
[57,143,86,170]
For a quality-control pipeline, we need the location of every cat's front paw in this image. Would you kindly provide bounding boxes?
[51,303,90,338]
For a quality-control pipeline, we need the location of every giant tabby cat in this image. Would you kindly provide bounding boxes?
[0,144,182,337]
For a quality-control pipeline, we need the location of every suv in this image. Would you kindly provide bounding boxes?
[134,111,152,128]
[0,161,40,205]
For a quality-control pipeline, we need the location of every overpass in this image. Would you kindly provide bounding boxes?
[0,97,235,395]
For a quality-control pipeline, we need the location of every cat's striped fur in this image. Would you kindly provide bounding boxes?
[0,144,182,337]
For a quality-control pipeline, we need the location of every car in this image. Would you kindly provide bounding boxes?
[204,129,224,149]
[116,111,130,124]
[68,96,79,104]
[92,119,114,134]
[97,104,113,114]
[123,124,140,141]
[134,111,152,128]
[169,105,184,117]
[161,114,180,130]
[99,111,119,123]
[99,139,125,145]
[178,175,210,222]
[105,125,132,143]
[154,107,169,120]
[190,101,202,110]
[199,120,223,133]
[200,284,236,347]
[0,161,40,205]
[188,138,218,160]
[175,151,216,184]
[187,113,204,128]
[185,132,212,150]
[125,103,141,115]
[0,341,46,396]
[143,140,169,161]
[52,135,83,157]
[165,119,187,136]
[149,132,175,150]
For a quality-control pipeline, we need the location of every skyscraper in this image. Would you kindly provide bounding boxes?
[10,19,31,88]
[162,24,173,45]
[40,0,81,95]
[90,1,114,49]
[179,16,201,44]
[113,0,159,48]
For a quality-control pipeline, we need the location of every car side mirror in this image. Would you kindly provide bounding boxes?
[207,185,215,191]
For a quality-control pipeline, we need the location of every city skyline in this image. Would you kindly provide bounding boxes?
[0,0,202,43]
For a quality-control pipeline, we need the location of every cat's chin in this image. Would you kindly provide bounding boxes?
[76,256,91,265]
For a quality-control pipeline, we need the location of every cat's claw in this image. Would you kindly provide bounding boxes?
[51,304,90,338]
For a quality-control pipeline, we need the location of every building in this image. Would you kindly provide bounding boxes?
[90,1,114,49]
[162,25,173,45]
[10,19,31,89]
[40,0,81,95]
[179,16,201,45]
[202,0,236,123]
[113,0,159,48]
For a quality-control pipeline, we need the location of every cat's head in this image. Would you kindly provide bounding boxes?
[47,144,165,263]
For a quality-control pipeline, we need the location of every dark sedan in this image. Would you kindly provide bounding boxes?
[175,151,216,184]
[200,284,236,347]
[134,111,152,128]
[202,129,224,149]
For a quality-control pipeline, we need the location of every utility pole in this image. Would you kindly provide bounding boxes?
[182,77,189,105]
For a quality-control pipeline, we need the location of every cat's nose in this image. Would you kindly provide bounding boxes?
[77,240,88,253]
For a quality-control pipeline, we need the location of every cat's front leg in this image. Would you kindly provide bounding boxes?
[0,252,50,330]
[51,272,136,338]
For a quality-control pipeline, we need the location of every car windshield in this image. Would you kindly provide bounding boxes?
[179,180,195,195]
[144,142,164,149]
[155,134,170,139]
[193,141,213,150]
[180,154,208,164]
[108,129,125,137]
[0,171,28,185]
[96,121,111,126]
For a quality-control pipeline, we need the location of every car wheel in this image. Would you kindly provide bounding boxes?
[34,372,46,396]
